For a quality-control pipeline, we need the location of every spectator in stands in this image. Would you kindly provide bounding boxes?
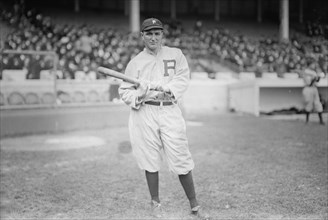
[1,3,327,81]
[75,26,93,54]
[26,55,42,79]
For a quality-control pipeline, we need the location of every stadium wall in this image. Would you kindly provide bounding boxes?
[0,79,120,107]
[228,77,328,116]
[1,73,328,136]
[0,104,130,137]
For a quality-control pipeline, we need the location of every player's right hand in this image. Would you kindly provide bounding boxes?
[136,80,149,100]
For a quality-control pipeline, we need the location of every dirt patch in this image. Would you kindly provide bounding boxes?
[0,135,106,151]
[118,141,132,154]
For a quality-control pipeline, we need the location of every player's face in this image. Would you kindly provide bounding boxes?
[141,29,163,52]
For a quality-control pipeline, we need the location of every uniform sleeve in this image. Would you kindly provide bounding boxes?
[118,61,143,110]
[166,49,190,100]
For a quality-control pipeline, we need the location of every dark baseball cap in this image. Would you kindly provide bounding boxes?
[141,18,163,32]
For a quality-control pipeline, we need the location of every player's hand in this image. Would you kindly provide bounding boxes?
[136,80,149,100]
[149,81,170,93]
[156,84,170,93]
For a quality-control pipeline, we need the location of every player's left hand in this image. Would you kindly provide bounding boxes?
[157,85,170,93]
[148,81,169,93]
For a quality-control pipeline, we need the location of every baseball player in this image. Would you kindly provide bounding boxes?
[302,68,325,125]
[119,18,209,219]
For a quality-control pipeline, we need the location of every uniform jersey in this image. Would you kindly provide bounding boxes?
[119,46,190,109]
[302,69,323,113]
[119,46,194,175]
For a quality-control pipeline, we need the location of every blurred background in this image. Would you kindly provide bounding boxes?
[0,0,327,136]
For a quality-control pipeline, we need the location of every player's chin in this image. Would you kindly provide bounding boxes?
[148,45,156,49]
[148,43,158,48]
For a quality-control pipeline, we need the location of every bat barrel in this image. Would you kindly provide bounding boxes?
[97,66,140,86]
[97,67,111,75]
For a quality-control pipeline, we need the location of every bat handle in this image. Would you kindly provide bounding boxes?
[125,80,139,87]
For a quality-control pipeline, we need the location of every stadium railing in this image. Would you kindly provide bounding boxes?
[0,50,121,110]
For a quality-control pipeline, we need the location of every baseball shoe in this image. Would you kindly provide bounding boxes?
[191,205,211,220]
[151,200,162,218]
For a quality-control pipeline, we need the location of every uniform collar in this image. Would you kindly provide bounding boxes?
[144,45,162,56]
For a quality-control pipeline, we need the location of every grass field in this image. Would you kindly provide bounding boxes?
[0,112,327,220]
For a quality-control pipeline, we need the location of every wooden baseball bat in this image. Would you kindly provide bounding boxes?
[97,66,140,86]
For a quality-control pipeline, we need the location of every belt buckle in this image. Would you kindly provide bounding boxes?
[160,101,163,107]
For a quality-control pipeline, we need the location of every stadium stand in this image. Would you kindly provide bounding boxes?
[41,92,56,104]
[1,2,327,81]
[87,90,101,103]
[0,93,5,105]
[7,91,25,105]
[25,92,40,104]
[72,91,86,103]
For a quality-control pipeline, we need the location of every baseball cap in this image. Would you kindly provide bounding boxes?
[141,18,163,32]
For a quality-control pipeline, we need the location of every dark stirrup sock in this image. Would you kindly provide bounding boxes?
[318,113,325,124]
[178,171,199,209]
[145,171,160,203]
[306,112,310,123]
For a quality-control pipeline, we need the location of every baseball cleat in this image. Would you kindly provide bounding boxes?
[191,205,211,220]
[151,200,163,218]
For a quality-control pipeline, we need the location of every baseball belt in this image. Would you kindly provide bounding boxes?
[144,100,177,106]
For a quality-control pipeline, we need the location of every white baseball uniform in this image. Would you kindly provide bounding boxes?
[302,69,323,113]
[119,46,194,175]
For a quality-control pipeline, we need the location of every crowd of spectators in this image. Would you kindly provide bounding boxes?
[1,2,327,80]
[165,20,327,76]
[305,21,328,39]
[0,3,144,80]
